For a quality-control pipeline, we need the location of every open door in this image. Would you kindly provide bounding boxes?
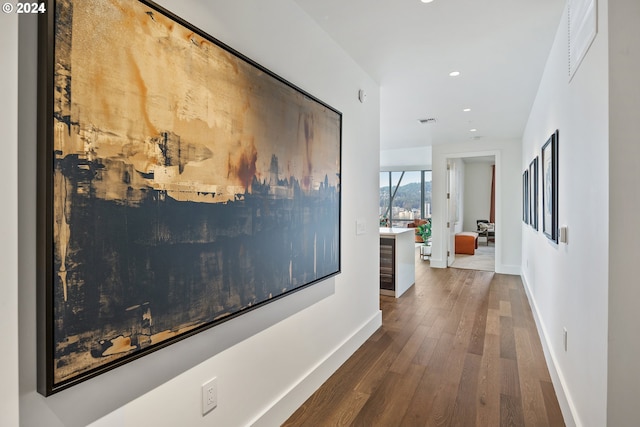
[446,160,456,266]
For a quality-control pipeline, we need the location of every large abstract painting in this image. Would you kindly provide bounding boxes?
[37,0,341,395]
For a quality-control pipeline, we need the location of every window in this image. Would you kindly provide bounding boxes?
[379,170,432,227]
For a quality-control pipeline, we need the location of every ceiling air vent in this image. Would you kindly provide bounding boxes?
[418,118,437,124]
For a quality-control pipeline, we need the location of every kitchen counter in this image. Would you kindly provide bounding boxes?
[379,228,415,297]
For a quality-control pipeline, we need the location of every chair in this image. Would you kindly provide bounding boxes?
[476,219,495,245]
[455,232,479,255]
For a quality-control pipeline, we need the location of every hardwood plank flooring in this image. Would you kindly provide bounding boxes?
[283,254,565,427]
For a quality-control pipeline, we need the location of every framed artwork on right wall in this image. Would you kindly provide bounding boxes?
[522,169,529,224]
[542,131,559,242]
[529,156,539,230]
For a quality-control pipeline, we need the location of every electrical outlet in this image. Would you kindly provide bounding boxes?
[563,328,568,352]
[201,377,218,415]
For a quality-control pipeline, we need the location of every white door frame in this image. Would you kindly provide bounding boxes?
[446,160,456,266]
[432,150,501,272]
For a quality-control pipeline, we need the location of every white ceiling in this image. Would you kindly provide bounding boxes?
[293,0,565,150]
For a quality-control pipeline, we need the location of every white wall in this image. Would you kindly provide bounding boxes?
[463,162,493,233]
[380,146,432,171]
[0,10,20,427]
[607,0,640,425]
[521,2,609,425]
[432,139,521,274]
[12,1,382,426]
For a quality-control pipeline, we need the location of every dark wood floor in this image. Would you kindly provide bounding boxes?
[283,255,565,426]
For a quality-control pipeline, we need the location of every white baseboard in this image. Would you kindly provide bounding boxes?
[249,309,383,426]
[496,263,521,275]
[429,258,447,268]
[426,260,520,275]
[520,273,580,427]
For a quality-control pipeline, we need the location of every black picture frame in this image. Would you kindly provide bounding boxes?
[542,131,559,242]
[522,169,529,224]
[529,157,539,230]
[38,0,342,395]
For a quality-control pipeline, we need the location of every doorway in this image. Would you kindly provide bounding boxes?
[446,155,496,272]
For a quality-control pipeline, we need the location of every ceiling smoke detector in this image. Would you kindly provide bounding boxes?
[418,118,437,124]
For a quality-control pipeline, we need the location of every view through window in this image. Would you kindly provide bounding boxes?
[379,170,432,227]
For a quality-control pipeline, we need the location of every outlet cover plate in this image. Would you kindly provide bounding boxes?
[202,377,218,415]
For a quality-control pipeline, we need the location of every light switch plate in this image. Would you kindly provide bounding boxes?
[559,225,568,243]
[356,219,366,235]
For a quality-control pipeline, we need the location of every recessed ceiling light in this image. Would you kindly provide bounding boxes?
[421,0,434,3]
[449,71,460,77]
[463,108,471,112]
[470,128,477,132]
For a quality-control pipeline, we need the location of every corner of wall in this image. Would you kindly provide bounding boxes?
[0,11,20,427]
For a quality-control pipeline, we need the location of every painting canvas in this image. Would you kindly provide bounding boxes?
[522,170,529,224]
[529,157,538,230]
[38,0,341,395]
[542,132,558,241]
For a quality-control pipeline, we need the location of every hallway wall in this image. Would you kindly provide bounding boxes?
[521,1,609,425]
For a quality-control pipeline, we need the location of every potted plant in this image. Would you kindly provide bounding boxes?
[417,219,432,260]
[417,219,432,245]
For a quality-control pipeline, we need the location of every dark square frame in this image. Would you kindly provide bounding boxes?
[522,169,529,224]
[529,156,539,230]
[542,131,559,242]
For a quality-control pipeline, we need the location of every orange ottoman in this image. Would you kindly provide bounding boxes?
[455,232,479,255]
